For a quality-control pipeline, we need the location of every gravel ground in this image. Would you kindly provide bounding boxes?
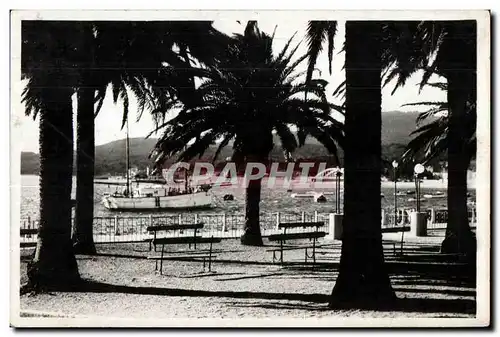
[16,231,477,326]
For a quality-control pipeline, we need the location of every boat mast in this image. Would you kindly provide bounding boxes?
[126,118,131,197]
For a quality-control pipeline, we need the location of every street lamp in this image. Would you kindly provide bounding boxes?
[392,160,399,227]
[334,167,342,214]
[414,163,425,212]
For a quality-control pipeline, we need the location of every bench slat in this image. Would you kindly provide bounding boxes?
[153,236,222,245]
[20,229,38,235]
[147,223,204,232]
[278,222,324,229]
[148,255,216,260]
[268,231,326,241]
[381,226,410,233]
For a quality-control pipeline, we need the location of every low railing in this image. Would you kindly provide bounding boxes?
[19,206,477,246]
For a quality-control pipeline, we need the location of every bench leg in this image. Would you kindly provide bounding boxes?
[313,238,317,264]
[208,237,213,272]
[159,244,165,275]
[280,240,284,265]
[272,249,283,265]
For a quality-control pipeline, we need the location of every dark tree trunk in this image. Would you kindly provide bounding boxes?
[440,21,477,256]
[240,153,265,246]
[73,22,97,255]
[73,86,97,254]
[330,21,396,308]
[28,88,80,290]
[241,176,264,246]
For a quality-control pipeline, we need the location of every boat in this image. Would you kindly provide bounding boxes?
[102,185,213,210]
[101,120,214,211]
[290,192,316,198]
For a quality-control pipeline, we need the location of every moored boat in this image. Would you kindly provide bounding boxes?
[102,185,213,210]
[100,119,214,211]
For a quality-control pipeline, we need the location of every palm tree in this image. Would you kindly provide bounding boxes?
[72,21,231,254]
[151,21,344,246]
[21,21,83,289]
[401,82,476,169]
[383,21,477,255]
[73,22,97,254]
[306,21,396,307]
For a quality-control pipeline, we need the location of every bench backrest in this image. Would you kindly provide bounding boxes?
[146,223,204,232]
[153,236,222,245]
[268,231,326,242]
[20,228,38,235]
[278,222,324,229]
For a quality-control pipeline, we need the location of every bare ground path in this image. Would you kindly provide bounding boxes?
[16,230,476,324]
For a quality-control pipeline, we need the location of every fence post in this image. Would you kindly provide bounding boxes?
[276,212,280,230]
[314,211,318,223]
[178,214,182,225]
[470,207,476,225]
[114,216,120,236]
[149,215,153,227]
[301,211,305,223]
[222,213,227,232]
[429,208,436,225]
[194,214,198,224]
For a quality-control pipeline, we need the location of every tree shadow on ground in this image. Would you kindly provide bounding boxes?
[62,280,475,315]
[71,280,331,304]
[227,297,475,315]
[393,287,476,296]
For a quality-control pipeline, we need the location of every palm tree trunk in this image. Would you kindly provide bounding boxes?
[27,88,80,290]
[330,21,395,308]
[73,86,97,254]
[440,76,476,255]
[72,22,97,254]
[440,22,476,256]
[241,156,264,246]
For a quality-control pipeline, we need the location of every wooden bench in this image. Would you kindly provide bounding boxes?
[268,222,326,264]
[145,223,204,251]
[148,235,222,274]
[20,228,38,236]
[381,225,411,255]
[20,228,38,248]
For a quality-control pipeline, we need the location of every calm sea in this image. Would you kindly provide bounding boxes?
[20,174,471,220]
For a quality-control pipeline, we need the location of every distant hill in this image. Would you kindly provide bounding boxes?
[21,110,422,175]
[381,110,421,145]
[20,152,41,175]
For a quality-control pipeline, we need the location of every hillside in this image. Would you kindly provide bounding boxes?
[21,110,422,175]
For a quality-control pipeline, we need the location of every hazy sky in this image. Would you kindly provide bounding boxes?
[15,20,445,153]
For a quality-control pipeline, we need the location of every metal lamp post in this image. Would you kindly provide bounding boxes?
[414,163,425,212]
[392,160,398,227]
[335,167,342,214]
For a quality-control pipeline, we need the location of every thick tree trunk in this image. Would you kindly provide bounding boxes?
[440,22,477,256]
[72,23,97,255]
[28,88,80,290]
[330,21,396,308]
[73,86,97,254]
[241,177,264,246]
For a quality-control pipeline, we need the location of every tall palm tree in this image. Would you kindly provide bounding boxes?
[21,21,83,289]
[73,22,98,254]
[151,21,344,246]
[401,82,476,168]
[383,21,477,255]
[306,21,396,307]
[72,21,231,254]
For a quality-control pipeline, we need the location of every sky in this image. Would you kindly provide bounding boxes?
[15,20,446,154]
